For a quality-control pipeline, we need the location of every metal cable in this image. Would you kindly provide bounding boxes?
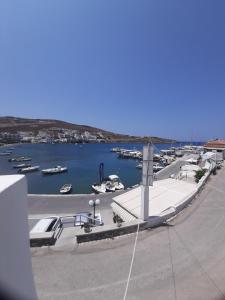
[123,223,140,300]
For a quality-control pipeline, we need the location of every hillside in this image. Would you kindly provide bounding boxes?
[0,116,176,143]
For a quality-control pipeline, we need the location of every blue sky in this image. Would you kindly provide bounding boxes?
[1,0,225,141]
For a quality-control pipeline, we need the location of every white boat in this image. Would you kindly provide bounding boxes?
[42,166,68,174]
[91,183,107,194]
[136,163,143,169]
[13,163,31,168]
[8,156,32,162]
[108,175,124,190]
[110,147,120,153]
[18,166,40,173]
[0,151,12,156]
[105,181,116,192]
[60,184,72,194]
[153,163,164,172]
[92,175,124,194]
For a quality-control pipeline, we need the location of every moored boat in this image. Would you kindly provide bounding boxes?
[8,156,32,162]
[13,163,32,168]
[110,147,121,153]
[60,184,72,194]
[107,175,124,190]
[136,163,143,169]
[42,166,68,174]
[18,166,40,173]
[91,183,107,193]
[0,151,12,156]
[153,163,164,172]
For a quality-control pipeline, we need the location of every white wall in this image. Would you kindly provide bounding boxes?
[0,175,37,300]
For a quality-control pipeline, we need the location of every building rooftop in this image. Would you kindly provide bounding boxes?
[112,178,197,220]
[204,139,225,149]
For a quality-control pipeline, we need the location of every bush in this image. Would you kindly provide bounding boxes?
[195,169,206,183]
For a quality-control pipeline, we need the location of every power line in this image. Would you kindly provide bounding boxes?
[123,223,140,300]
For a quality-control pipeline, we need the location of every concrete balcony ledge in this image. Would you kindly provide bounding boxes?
[30,231,57,247]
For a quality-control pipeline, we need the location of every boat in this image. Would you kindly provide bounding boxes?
[18,157,32,162]
[0,152,12,156]
[107,175,124,190]
[136,163,143,169]
[91,183,107,193]
[153,163,164,172]
[18,166,40,173]
[105,181,116,192]
[153,154,161,162]
[13,163,32,168]
[42,166,68,174]
[110,147,121,153]
[60,184,72,194]
[8,156,32,162]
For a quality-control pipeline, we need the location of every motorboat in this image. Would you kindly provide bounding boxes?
[105,181,116,192]
[42,166,68,174]
[60,184,72,194]
[0,151,12,156]
[110,147,121,153]
[153,163,164,172]
[13,163,31,168]
[18,157,32,162]
[18,166,40,173]
[136,163,142,169]
[153,154,161,162]
[91,183,107,194]
[107,175,124,190]
[8,156,32,162]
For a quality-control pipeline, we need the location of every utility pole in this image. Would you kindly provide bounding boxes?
[141,143,153,221]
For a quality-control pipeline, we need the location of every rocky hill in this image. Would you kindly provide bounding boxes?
[0,116,176,143]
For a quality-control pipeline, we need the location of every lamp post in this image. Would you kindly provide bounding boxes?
[89,199,100,224]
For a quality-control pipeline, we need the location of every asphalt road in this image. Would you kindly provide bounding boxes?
[31,166,225,300]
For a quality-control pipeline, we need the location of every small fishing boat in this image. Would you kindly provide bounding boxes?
[92,183,107,193]
[92,162,106,193]
[42,166,68,175]
[0,152,12,156]
[105,181,116,192]
[136,163,143,169]
[13,163,32,168]
[8,156,32,162]
[153,163,164,172]
[18,166,40,173]
[107,175,124,190]
[60,184,72,194]
[110,147,121,153]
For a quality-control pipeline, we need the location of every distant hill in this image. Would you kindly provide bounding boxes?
[0,116,176,143]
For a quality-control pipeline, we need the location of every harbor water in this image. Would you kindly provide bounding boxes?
[0,142,203,194]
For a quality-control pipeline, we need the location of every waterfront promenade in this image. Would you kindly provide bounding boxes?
[31,166,225,300]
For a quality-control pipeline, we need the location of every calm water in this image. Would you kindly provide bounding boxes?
[0,142,203,194]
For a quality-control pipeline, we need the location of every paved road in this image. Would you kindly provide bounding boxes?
[28,191,126,226]
[32,166,225,300]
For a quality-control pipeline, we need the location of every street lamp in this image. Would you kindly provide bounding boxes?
[89,199,100,224]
